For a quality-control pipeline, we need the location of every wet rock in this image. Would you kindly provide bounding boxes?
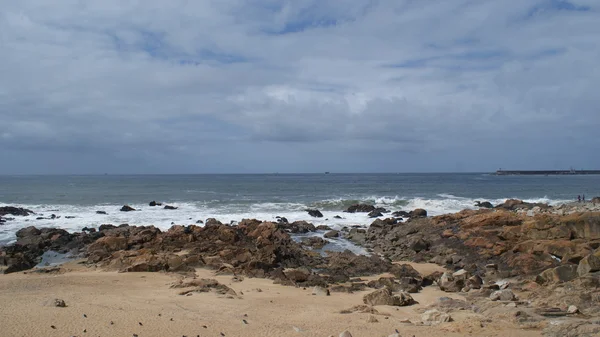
[333,215,343,219]
[0,206,34,217]
[409,209,427,218]
[95,211,107,215]
[120,205,135,212]
[306,209,323,218]
[368,210,383,218]
[286,221,316,234]
[392,211,410,217]
[489,289,516,301]
[164,205,178,210]
[345,204,387,213]
[149,201,162,206]
[363,288,415,306]
[421,309,451,325]
[324,230,340,238]
[475,201,494,209]
[301,237,328,249]
[577,254,600,276]
[316,225,332,231]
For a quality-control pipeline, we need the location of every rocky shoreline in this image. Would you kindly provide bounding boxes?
[1,200,600,336]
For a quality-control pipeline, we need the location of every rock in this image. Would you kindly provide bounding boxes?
[567,305,579,314]
[306,209,323,218]
[312,286,330,296]
[421,309,451,325]
[363,288,415,306]
[345,204,376,213]
[286,221,316,234]
[438,272,464,292]
[475,201,494,208]
[276,217,288,224]
[164,205,178,210]
[536,265,579,284]
[490,289,516,301]
[409,209,427,218]
[120,205,135,212]
[149,201,162,206]
[316,225,332,231]
[591,197,600,204]
[452,269,469,281]
[283,268,311,283]
[409,238,430,252]
[324,230,340,238]
[339,331,353,337]
[95,211,107,215]
[333,215,343,219]
[0,206,34,217]
[466,275,483,289]
[577,254,600,276]
[16,226,41,238]
[392,211,410,217]
[368,210,383,218]
[301,237,328,249]
[54,299,66,307]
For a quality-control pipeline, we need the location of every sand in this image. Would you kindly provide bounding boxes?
[0,262,542,337]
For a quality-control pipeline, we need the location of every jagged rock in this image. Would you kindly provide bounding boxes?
[120,205,135,212]
[54,299,66,307]
[475,201,494,208]
[306,209,323,218]
[0,206,34,217]
[324,230,340,238]
[301,237,328,249]
[421,309,451,325]
[438,272,464,292]
[466,275,483,289]
[490,289,516,301]
[409,238,430,252]
[285,221,316,234]
[452,269,469,280]
[368,210,383,218]
[536,265,579,285]
[363,288,415,306]
[577,254,600,276]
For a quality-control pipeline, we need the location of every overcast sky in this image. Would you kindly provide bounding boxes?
[1,0,599,174]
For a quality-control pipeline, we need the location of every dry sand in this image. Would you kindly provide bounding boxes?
[0,262,541,337]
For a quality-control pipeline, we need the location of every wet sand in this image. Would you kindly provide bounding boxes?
[0,262,541,337]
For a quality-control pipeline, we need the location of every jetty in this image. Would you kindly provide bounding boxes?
[495,169,600,176]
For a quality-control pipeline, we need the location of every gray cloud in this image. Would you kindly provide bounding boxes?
[1,0,599,173]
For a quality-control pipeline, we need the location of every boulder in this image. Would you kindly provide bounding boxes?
[362,288,415,306]
[421,309,451,325]
[0,206,34,217]
[536,265,579,285]
[438,272,464,292]
[324,230,340,238]
[475,201,494,209]
[301,237,328,249]
[577,254,600,276]
[286,221,316,234]
[409,209,427,218]
[368,210,383,218]
[54,299,67,307]
[392,210,410,217]
[490,289,517,301]
[149,201,162,206]
[164,205,178,210]
[306,209,323,218]
[120,205,135,212]
[409,238,430,252]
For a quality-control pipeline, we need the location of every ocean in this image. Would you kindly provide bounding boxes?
[1,173,599,245]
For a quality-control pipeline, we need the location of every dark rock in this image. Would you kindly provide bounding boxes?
[392,211,410,217]
[301,237,328,249]
[409,209,427,218]
[196,220,204,224]
[95,211,107,215]
[333,215,343,219]
[149,201,162,207]
[368,210,383,218]
[306,209,323,218]
[65,216,75,219]
[284,221,316,234]
[345,204,387,214]
[316,225,332,231]
[164,205,178,210]
[276,217,288,224]
[0,206,34,217]
[475,201,494,208]
[120,205,136,212]
[324,230,340,238]
[409,238,430,252]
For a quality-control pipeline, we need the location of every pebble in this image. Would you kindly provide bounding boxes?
[50,325,56,329]
[243,319,248,324]
[138,322,143,326]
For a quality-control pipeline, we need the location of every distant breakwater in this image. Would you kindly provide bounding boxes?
[495,170,600,176]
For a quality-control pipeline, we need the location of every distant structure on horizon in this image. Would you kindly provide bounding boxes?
[495,168,600,176]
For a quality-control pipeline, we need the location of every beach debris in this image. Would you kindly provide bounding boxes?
[170,318,174,321]
[242,319,248,324]
[138,322,143,326]
[220,333,225,336]
[83,329,86,333]
[202,325,208,328]
[110,321,114,325]
[54,298,66,307]
[83,314,87,318]
[50,325,56,329]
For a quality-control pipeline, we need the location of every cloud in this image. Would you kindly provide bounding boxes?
[0,0,599,173]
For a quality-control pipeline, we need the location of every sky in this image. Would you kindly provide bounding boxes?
[1,0,599,174]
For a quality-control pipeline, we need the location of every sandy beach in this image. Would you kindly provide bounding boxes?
[0,262,540,337]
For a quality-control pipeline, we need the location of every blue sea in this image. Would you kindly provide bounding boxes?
[1,173,599,245]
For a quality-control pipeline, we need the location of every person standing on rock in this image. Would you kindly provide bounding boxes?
[578,195,581,202]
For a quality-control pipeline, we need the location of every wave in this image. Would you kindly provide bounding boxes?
[0,195,571,245]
